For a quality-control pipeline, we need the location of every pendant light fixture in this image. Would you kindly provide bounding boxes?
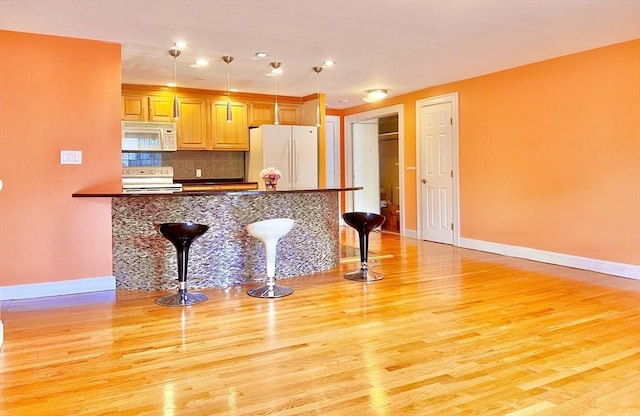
[312,66,323,127]
[222,56,234,123]
[270,62,282,125]
[168,45,182,119]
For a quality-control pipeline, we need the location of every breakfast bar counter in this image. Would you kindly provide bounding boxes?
[73,187,360,290]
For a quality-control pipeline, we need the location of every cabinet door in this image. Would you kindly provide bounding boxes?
[149,96,174,122]
[176,98,207,150]
[279,104,300,125]
[248,102,275,126]
[122,95,148,121]
[211,101,249,150]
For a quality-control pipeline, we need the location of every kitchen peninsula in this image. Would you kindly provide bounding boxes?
[73,187,360,290]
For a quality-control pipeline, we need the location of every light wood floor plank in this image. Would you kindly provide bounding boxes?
[1,228,638,415]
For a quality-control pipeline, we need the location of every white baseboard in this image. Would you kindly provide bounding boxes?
[403,229,418,239]
[0,276,115,300]
[459,238,640,280]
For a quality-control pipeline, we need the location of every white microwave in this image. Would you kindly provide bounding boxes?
[121,121,177,151]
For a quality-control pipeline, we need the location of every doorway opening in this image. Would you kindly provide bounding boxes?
[345,104,404,236]
[378,115,400,234]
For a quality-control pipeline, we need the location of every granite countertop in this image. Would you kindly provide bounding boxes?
[72,185,362,198]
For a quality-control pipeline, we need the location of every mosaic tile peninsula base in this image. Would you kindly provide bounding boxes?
[111,191,341,290]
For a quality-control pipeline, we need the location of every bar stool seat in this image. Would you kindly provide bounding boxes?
[246,218,295,298]
[155,222,209,306]
[343,212,386,282]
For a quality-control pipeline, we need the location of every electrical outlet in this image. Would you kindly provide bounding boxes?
[195,169,202,177]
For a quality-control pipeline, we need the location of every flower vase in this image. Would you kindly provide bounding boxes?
[264,177,278,191]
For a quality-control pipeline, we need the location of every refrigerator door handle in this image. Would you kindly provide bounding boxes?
[292,139,297,184]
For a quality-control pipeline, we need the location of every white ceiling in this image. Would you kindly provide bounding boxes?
[1,0,639,109]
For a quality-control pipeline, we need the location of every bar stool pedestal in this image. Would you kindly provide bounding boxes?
[155,222,209,306]
[343,212,386,282]
[246,218,295,298]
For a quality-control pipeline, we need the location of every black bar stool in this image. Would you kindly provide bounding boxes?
[155,222,209,306]
[342,212,386,282]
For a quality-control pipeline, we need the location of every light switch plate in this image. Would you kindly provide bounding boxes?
[60,150,82,165]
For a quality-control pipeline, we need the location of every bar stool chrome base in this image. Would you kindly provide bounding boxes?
[345,268,384,282]
[155,291,208,307]
[247,284,294,298]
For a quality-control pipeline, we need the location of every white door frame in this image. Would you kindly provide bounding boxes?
[416,92,460,245]
[345,104,405,235]
[325,115,342,220]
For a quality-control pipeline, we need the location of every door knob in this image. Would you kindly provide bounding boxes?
[421,179,427,184]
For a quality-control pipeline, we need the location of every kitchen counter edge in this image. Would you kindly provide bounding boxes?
[72,187,363,198]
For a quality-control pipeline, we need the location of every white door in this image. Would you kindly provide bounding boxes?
[420,102,453,243]
[292,126,318,189]
[352,121,380,214]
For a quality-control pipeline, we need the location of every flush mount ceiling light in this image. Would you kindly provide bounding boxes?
[254,52,268,58]
[367,89,388,100]
[323,59,335,67]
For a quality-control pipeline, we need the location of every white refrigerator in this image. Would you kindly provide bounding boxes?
[246,125,318,190]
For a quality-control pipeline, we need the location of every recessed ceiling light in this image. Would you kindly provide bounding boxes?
[190,58,209,68]
[339,99,349,103]
[174,41,188,50]
[323,60,335,66]
[166,82,176,88]
[255,52,268,58]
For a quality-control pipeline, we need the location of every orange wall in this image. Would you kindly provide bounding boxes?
[0,31,121,286]
[338,39,640,265]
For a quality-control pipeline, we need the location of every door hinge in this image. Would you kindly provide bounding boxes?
[451,223,454,231]
[450,170,453,178]
[450,118,453,125]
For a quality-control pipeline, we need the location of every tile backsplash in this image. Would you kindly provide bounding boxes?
[122,151,245,180]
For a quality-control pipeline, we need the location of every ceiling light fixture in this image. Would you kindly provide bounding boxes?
[190,58,209,68]
[323,60,335,67]
[270,62,282,125]
[222,56,234,123]
[168,44,182,119]
[367,89,388,100]
[255,52,268,58]
[313,66,323,127]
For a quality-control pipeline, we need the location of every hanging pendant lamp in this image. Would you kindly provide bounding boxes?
[222,56,234,123]
[270,62,282,125]
[168,46,182,119]
[313,66,323,127]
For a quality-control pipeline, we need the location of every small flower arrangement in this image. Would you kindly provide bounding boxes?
[259,167,282,180]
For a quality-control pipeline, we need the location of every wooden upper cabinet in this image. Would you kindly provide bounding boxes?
[122,95,148,121]
[248,101,301,126]
[248,101,275,126]
[211,101,249,150]
[149,96,174,122]
[278,104,300,125]
[122,93,174,122]
[176,98,207,150]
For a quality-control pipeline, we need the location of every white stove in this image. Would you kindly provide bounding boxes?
[121,167,183,193]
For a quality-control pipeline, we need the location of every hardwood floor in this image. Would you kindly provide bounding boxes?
[1,228,639,415]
